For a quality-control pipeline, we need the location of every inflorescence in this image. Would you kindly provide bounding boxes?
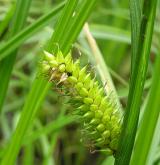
[40,50,122,155]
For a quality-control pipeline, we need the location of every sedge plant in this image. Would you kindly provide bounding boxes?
[0,0,159,164]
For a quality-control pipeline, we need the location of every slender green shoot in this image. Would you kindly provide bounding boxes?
[0,0,32,113]
[130,53,160,165]
[0,3,15,37]
[115,0,158,164]
[0,2,65,60]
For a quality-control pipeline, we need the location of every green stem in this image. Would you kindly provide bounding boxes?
[0,3,15,37]
[83,23,122,111]
[0,2,65,60]
[130,54,160,165]
[115,0,158,164]
[0,0,32,114]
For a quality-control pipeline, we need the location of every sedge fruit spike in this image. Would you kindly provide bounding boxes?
[40,50,122,155]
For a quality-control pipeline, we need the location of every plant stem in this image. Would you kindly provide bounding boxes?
[130,54,160,164]
[115,0,158,164]
[0,2,65,60]
[83,23,122,111]
[0,0,32,114]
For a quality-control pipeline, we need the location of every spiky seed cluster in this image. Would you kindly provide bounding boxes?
[40,50,122,155]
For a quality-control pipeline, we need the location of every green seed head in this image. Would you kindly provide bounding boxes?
[67,76,78,84]
[43,51,55,61]
[58,64,66,72]
[41,62,50,73]
[49,60,58,68]
[40,50,123,155]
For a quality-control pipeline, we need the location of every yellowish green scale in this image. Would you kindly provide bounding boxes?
[40,50,122,155]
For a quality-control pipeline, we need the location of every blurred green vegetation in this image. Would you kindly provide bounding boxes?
[0,0,159,165]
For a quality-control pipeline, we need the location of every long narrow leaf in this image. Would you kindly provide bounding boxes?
[0,4,15,37]
[61,0,97,54]
[130,54,160,164]
[115,0,158,164]
[0,0,32,113]
[0,2,65,60]
[129,0,141,73]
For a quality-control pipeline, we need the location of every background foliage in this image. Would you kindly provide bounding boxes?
[0,0,159,165]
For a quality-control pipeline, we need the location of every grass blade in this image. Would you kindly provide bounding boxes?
[83,23,122,109]
[1,78,49,165]
[129,0,141,73]
[146,116,160,165]
[0,0,32,114]
[61,0,97,54]
[0,2,65,60]
[47,0,78,51]
[130,54,160,164]
[0,3,15,37]
[23,116,74,145]
[115,0,158,164]
[89,24,131,44]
